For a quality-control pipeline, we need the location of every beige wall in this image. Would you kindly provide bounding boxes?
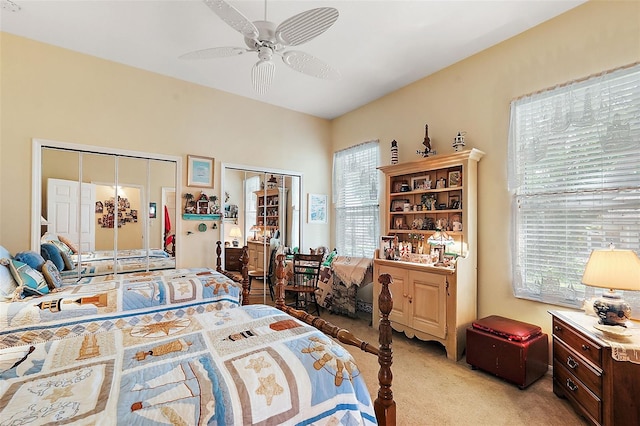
[2,1,638,337]
[0,32,332,267]
[332,1,640,335]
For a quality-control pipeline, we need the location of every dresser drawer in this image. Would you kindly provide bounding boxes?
[552,317,602,367]
[553,339,602,397]
[554,361,602,425]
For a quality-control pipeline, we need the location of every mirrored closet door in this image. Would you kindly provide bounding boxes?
[222,164,302,303]
[32,139,181,280]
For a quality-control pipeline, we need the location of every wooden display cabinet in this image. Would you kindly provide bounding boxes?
[374,149,484,360]
[253,188,288,242]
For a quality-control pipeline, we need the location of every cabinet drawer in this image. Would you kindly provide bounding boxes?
[553,339,602,397]
[553,317,602,367]
[554,361,602,425]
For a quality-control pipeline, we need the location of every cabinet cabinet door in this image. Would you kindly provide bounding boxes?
[377,264,410,327]
[409,270,447,339]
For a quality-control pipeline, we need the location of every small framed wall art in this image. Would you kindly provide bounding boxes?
[187,155,214,188]
[308,193,328,224]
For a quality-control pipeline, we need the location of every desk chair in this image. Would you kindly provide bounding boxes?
[248,247,277,301]
[284,253,323,315]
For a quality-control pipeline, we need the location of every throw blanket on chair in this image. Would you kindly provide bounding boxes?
[331,256,373,288]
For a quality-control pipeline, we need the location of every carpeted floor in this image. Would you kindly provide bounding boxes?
[247,281,587,425]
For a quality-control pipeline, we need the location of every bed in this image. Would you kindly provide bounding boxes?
[0,242,396,425]
[39,232,177,282]
[63,248,176,280]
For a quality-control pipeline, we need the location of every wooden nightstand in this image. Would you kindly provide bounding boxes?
[550,310,640,425]
[225,247,243,271]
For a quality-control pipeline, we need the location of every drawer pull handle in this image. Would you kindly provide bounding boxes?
[554,325,562,332]
[566,356,578,369]
[566,378,578,392]
[581,344,590,351]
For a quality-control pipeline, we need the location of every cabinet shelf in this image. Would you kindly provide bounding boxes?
[374,148,484,361]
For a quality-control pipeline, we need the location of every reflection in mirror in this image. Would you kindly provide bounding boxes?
[34,140,179,281]
[222,165,302,303]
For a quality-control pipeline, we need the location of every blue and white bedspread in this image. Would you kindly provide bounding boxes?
[61,249,176,281]
[0,268,241,349]
[0,305,376,425]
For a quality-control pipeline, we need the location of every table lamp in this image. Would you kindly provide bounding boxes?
[229,226,242,247]
[427,229,454,264]
[250,225,260,241]
[581,246,640,326]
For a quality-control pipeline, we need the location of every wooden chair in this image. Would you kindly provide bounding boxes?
[284,253,323,315]
[248,247,277,300]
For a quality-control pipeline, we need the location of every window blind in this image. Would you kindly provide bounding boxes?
[508,64,640,311]
[333,141,380,257]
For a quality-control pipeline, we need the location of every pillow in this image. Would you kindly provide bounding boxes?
[58,235,79,254]
[41,260,63,290]
[0,247,18,300]
[6,259,49,297]
[41,243,65,271]
[14,250,46,271]
[50,239,74,256]
[60,250,75,271]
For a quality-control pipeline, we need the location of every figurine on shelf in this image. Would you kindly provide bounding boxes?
[417,124,436,157]
[453,131,466,152]
[390,140,399,164]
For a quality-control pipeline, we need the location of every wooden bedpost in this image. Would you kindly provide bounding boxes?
[274,253,286,310]
[240,245,249,305]
[375,273,396,426]
[215,241,250,305]
[215,241,223,272]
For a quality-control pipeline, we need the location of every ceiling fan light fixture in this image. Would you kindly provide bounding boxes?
[184,0,340,92]
[252,60,275,95]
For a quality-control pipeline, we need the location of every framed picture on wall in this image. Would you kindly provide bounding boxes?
[308,193,328,224]
[187,155,215,188]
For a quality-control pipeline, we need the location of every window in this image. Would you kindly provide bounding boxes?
[508,64,640,311]
[333,141,380,257]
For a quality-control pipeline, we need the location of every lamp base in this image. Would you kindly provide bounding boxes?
[593,290,631,326]
[232,240,239,247]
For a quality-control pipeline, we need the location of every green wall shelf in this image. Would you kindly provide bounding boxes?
[182,213,221,221]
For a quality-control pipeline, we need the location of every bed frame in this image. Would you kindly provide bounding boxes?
[215,242,396,425]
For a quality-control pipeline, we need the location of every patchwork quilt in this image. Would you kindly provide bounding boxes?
[0,305,376,425]
[61,249,176,281]
[0,268,241,349]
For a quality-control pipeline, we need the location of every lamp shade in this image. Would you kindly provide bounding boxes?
[427,230,454,246]
[581,249,640,291]
[40,216,49,226]
[229,227,242,239]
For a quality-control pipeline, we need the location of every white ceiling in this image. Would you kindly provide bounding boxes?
[1,0,586,119]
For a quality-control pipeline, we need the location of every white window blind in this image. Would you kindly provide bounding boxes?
[508,63,640,311]
[333,141,380,257]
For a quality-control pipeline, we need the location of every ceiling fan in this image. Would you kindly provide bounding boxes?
[180,0,340,95]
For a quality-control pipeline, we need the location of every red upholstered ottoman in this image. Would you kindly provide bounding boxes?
[466,315,548,389]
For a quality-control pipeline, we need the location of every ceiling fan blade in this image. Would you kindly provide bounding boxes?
[252,60,275,95]
[282,51,340,80]
[276,7,338,46]
[179,46,247,60]
[204,0,259,40]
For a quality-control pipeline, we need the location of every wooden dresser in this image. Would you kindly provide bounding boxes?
[550,310,640,425]
[224,247,243,271]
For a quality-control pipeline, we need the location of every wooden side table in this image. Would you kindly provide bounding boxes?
[225,247,243,271]
[550,310,640,425]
